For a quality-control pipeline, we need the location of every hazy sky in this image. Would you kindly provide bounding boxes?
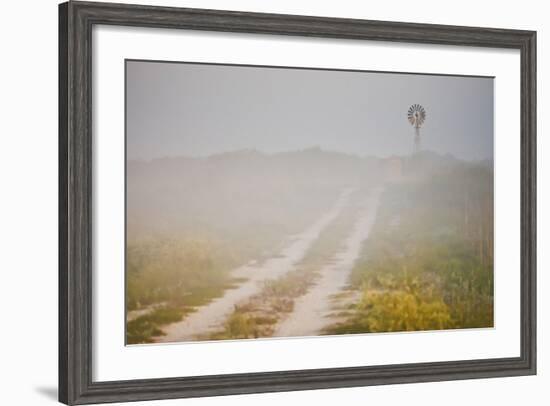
[126,60,493,161]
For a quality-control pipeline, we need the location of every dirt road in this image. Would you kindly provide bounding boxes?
[272,187,382,338]
[156,188,355,343]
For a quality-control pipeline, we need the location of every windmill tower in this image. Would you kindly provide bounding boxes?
[407,104,426,154]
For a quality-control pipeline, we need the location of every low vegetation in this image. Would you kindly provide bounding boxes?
[326,162,494,334]
[126,237,264,344]
[126,307,191,344]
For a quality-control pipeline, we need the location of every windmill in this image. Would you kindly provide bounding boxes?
[407,104,426,154]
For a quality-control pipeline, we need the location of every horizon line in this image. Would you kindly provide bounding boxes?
[127,147,493,164]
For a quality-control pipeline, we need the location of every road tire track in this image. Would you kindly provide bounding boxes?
[272,187,382,338]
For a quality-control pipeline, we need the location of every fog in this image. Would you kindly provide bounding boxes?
[125,60,494,344]
[126,60,493,162]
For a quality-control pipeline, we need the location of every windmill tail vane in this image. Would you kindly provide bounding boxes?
[407,104,426,154]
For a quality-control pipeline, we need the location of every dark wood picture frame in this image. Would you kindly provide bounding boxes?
[59,1,537,404]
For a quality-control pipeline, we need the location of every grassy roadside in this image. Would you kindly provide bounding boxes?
[325,164,494,335]
[125,236,267,344]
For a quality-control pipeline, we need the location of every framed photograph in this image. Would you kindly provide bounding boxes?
[59,1,536,404]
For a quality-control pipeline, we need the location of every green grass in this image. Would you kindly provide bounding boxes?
[125,236,260,343]
[326,164,494,335]
[211,313,279,340]
[126,307,191,344]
